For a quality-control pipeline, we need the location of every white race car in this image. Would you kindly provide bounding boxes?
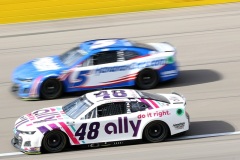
[12,89,190,154]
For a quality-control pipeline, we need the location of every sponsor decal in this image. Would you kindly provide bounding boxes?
[95,59,166,75]
[32,108,64,123]
[176,108,184,116]
[16,107,66,128]
[15,116,29,128]
[169,96,180,102]
[167,56,175,64]
[104,117,141,137]
[161,70,178,77]
[68,58,168,87]
[173,122,185,129]
[32,57,60,71]
[74,116,141,141]
[137,110,170,119]
[155,101,169,107]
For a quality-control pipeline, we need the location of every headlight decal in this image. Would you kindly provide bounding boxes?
[15,130,36,135]
[17,78,33,82]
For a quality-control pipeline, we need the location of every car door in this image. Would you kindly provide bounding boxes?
[66,50,135,91]
[73,101,142,144]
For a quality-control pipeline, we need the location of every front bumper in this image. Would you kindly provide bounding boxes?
[11,128,42,155]
[11,83,39,100]
[11,138,41,155]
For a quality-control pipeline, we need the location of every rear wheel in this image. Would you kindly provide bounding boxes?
[42,130,67,153]
[143,121,169,143]
[136,69,159,89]
[40,78,62,100]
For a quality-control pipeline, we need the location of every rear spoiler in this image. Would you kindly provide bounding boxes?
[172,92,186,105]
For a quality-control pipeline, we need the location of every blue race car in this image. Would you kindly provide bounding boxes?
[12,38,178,100]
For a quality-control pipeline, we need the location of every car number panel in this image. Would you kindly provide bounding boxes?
[73,115,141,144]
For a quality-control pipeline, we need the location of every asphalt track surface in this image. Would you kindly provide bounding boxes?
[0,2,240,160]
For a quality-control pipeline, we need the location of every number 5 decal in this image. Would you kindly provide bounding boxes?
[70,70,90,87]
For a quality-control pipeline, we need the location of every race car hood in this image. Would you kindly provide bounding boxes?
[14,106,72,131]
[12,56,65,81]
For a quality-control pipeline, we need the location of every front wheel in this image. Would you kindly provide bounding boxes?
[40,78,62,100]
[143,121,169,143]
[42,130,67,153]
[136,69,159,90]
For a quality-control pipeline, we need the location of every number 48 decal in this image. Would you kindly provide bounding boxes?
[95,90,127,99]
[75,122,100,140]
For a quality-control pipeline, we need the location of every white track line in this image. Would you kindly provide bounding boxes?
[1,131,240,157]
[0,152,24,157]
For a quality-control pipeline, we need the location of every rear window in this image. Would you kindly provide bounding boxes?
[136,91,170,104]
[93,51,118,65]
[123,51,139,60]
[130,41,157,51]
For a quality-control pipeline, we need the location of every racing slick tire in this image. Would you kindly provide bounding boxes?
[136,69,159,90]
[143,121,169,143]
[40,78,62,100]
[42,130,67,153]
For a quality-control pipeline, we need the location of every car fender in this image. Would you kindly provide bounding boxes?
[137,117,171,139]
[34,131,45,147]
[136,68,160,79]
[136,108,188,138]
[35,124,72,148]
[32,74,61,97]
[40,129,71,146]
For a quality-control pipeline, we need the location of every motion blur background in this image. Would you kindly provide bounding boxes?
[1,0,240,159]
[0,0,239,24]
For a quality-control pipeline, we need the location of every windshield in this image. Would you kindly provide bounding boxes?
[59,47,87,66]
[62,95,92,119]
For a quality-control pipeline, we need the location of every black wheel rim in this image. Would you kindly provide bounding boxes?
[141,73,154,85]
[47,134,62,148]
[148,123,164,139]
[42,80,60,97]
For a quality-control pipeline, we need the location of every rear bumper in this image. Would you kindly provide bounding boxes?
[159,63,178,82]
[186,112,190,126]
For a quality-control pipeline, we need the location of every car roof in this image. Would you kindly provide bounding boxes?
[79,38,133,52]
[85,89,141,103]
